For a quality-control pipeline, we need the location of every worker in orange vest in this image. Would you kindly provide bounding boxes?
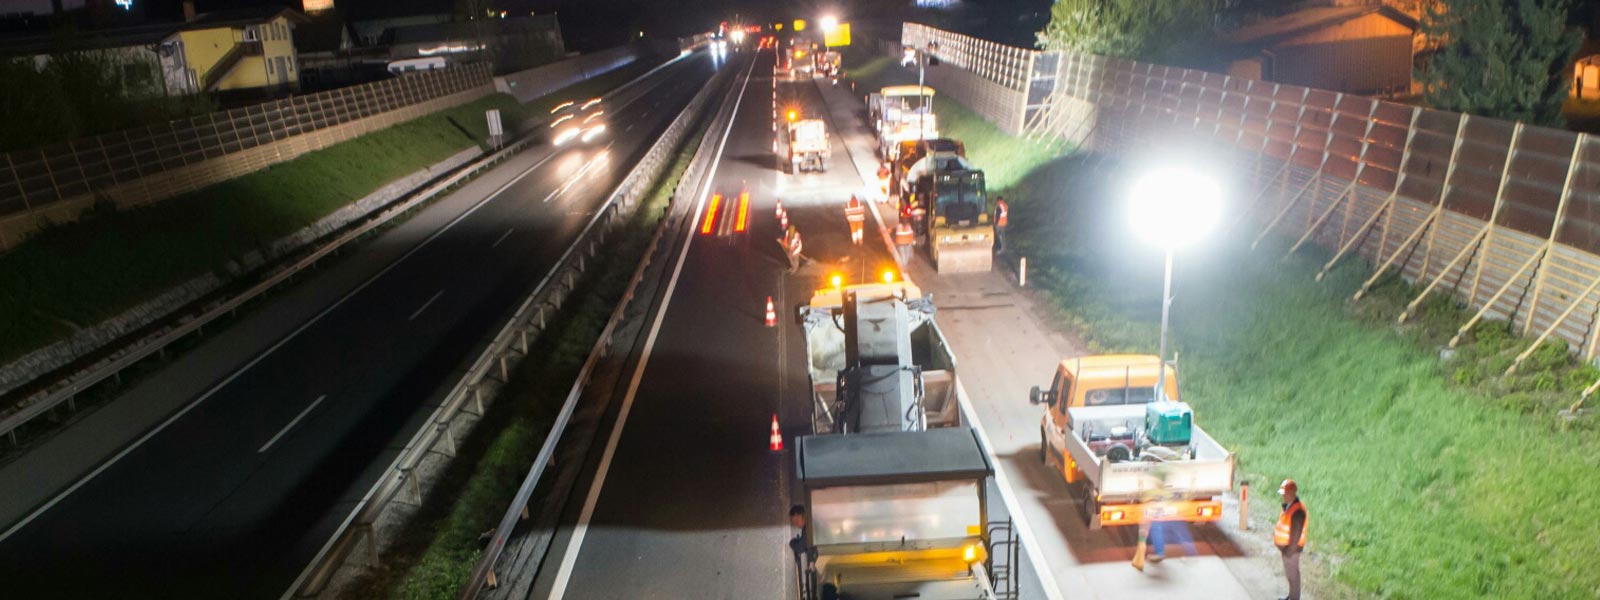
[1275,479,1308,600]
[992,196,1009,254]
[845,195,866,245]
[893,219,915,263]
[780,225,804,273]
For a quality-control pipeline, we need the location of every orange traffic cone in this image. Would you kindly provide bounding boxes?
[769,414,783,451]
[765,296,777,327]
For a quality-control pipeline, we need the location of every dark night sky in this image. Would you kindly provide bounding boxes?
[25,0,1051,51]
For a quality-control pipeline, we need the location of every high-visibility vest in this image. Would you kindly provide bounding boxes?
[995,200,1009,228]
[845,197,865,224]
[894,221,915,245]
[786,229,803,257]
[1274,500,1308,548]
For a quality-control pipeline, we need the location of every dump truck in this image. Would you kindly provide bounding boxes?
[1029,355,1236,530]
[786,118,831,173]
[868,85,938,158]
[906,163,993,273]
[792,281,1012,599]
[797,281,958,434]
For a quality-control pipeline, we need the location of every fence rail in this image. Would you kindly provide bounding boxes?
[0,63,495,247]
[286,53,720,599]
[901,23,1600,371]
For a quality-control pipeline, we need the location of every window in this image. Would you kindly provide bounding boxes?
[244,26,259,42]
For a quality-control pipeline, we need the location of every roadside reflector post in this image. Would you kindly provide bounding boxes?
[1019,257,1027,287]
[1239,481,1250,530]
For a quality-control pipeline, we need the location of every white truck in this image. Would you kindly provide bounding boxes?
[797,281,959,434]
[868,85,939,158]
[1030,355,1235,529]
[786,118,831,173]
[792,281,1011,600]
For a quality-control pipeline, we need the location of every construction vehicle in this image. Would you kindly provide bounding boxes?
[786,115,831,173]
[792,281,1013,599]
[1029,355,1236,530]
[906,163,993,273]
[884,138,965,206]
[868,85,938,158]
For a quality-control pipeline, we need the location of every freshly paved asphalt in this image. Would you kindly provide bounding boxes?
[0,52,715,599]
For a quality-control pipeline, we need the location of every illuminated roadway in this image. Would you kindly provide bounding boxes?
[523,46,1044,599]
[0,50,715,599]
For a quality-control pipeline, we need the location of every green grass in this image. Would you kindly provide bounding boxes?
[345,116,706,600]
[845,45,1600,599]
[0,59,660,367]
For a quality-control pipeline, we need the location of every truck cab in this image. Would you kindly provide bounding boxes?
[1031,355,1234,529]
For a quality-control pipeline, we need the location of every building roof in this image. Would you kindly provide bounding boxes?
[1224,5,1418,47]
[294,11,352,53]
[796,428,993,488]
[180,5,308,31]
[0,22,173,56]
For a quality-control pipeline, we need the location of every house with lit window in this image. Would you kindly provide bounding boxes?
[158,4,307,95]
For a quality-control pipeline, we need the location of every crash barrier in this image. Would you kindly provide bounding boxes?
[903,24,1600,379]
[0,64,495,249]
[458,57,740,600]
[0,54,691,454]
[494,45,639,104]
[285,54,722,600]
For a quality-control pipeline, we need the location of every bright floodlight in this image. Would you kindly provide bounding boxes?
[820,16,839,33]
[1129,167,1222,249]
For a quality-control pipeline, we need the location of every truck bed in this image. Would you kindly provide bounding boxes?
[1063,405,1234,503]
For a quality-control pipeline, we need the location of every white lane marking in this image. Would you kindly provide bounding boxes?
[408,289,445,321]
[257,395,328,454]
[624,124,635,133]
[278,52,716,600]
[542,144,615,203]
[0,134,567,544]
[806,76,1070,600]
[492,227,515,247]
[548,52,757,599]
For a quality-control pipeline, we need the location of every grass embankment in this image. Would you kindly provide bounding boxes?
[847,47,1600,599]
[340,115,705,600]
[0,60,654,366]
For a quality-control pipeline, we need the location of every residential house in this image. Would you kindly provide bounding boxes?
[159,4,307,95]
[1222,3,1419,95]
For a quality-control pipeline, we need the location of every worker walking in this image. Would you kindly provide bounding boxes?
[780,225,805,273]
[845,195,866,245]
[992,196,1009,254]
[1275,479,1308,600]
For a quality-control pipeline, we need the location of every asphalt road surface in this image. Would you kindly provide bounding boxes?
[527,48,957,600]
[0,51,716,599]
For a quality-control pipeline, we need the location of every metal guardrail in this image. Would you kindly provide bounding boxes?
[0,53,692,450]
[285,52,722,599]
[455,55,740,600]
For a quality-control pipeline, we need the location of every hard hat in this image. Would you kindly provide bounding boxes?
[1278,478,1298,496]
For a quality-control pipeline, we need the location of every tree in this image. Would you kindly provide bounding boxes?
[1418,0,1580,126]
[1035,0,1217,64]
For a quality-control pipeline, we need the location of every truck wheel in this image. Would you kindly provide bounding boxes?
[1038,428,1048,465]
[1082,491,1102,530]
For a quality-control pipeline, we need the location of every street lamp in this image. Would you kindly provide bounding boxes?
[1128,167,1222,399]
[819,16,839,33]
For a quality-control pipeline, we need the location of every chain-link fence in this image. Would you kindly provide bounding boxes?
[0,63,494,248]
[904,23,1600,364]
